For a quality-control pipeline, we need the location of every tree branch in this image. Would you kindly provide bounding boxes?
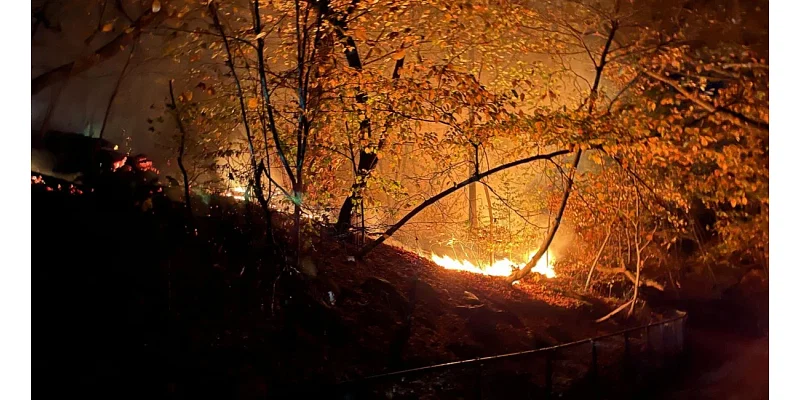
[643,70,768,132]
[358,149,572,257]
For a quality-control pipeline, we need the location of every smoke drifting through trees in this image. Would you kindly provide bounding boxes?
[32,0,768,285]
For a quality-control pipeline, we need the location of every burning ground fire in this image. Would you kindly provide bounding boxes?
[430,250,556,279]
[222,186,247,201]
[220,186,555,280]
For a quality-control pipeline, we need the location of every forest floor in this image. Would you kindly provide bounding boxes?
[30,180,699,398]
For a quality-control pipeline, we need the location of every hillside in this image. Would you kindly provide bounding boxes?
[32,182,652,398]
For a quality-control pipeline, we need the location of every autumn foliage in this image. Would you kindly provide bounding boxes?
[34,0,768,285]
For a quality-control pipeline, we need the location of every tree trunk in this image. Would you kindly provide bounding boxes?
[168,80,192,213]
[482,182,494,264]
[595,299,633,323]
[333,48,404,234]
[99,42,136,140]
[585,225,613,291]
[210,1,272,217]
[293,196,302,268]
[468,145,479,230]
[508,149,582,282]
[334,150,378,234]
[628,256,641,317]
[506,19,619,283]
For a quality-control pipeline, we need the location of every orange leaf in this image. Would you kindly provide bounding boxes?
[392,49,406,60]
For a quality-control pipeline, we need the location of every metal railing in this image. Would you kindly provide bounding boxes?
[333,312,688,399]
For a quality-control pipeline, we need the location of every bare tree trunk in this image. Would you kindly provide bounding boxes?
[629,255,641,317]
[334,58,404,234]
[628,194,642,317]
[508,149,582,282]
[99,42,136,140]
[482,181,494,264]
[585,225,613,291]
[468,144,479,230]
[506,18,620,283]
[168,79,192,212]
[294,200,302,261]
[210,1,272,217]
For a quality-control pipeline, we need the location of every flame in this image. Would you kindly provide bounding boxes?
[430,249,556,278]
[112,156,127,171]
[222,186,246,201]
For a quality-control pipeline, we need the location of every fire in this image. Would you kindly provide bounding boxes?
[112,156,127,171]
[430,249,556,278]
[222,186,247,201]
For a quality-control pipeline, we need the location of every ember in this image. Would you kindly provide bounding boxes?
[112,156,128,171]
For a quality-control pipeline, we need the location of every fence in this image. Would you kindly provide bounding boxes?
[332,312,687,399]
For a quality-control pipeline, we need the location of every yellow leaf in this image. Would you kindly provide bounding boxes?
[184,91,193,101]
[102,22,114,32]
[152,0,162,13]
[247,98,258,109]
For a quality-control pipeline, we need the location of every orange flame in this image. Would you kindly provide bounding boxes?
[430,249,556,278]
[222,186,247,201]
[112,156,128,171]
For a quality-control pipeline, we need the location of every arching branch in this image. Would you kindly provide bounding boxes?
[358,149,572,257]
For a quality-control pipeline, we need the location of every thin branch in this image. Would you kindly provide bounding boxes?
[595,299,633,323]
[643,69,768,132]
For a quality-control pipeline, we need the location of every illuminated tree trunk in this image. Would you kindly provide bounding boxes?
[507,149,582,282]
[482,182,494,264]
[327,0,405,234]
[585,225,613,291]
[507,17,620,283]
[468,144,479,230]
[334,57,404,234]
[209,1,271,217]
